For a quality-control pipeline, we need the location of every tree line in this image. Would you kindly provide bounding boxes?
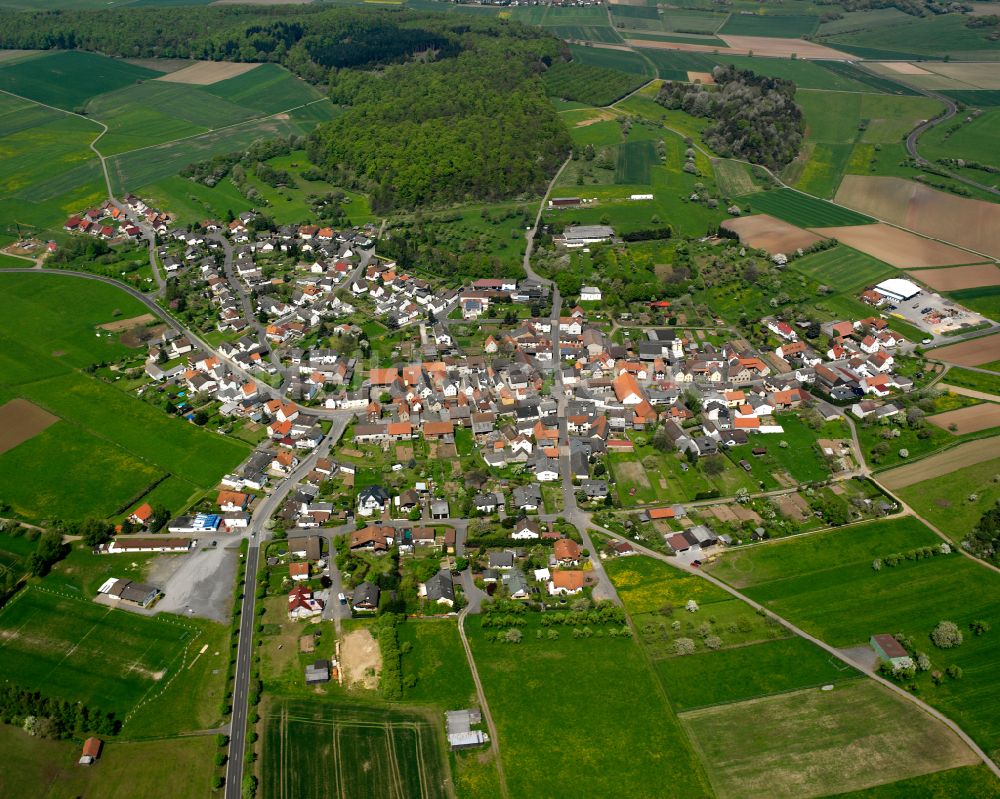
[656,65,804,171]
[0,684,120,738]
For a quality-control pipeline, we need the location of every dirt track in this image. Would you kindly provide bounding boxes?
[811,223,976,269]
[0,399,58,455]
[879,437,1000,489]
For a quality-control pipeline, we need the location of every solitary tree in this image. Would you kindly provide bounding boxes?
[931,620,963,649]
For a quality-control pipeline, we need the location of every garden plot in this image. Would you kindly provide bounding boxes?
[927,403,1000,435]
[156,61,260,85]
[908,263,1000,291]
[812,223,977,269]
[835,176,1000,261]
[720,214,823,254]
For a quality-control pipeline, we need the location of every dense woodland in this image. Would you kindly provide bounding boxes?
[655,66,804,171]
[0,8,571,210]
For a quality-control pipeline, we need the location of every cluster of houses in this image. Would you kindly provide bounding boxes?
[63,195,167,242]
[351,259,452,327]
[767,316,912,401]
[480,534,589,600]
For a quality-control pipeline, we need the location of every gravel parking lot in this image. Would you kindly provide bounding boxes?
[153,537,240,622]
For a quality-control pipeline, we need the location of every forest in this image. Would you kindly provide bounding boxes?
[655,65,804,171]
[0,8,571,209]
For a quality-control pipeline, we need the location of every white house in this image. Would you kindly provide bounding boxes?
[580,286,602,302]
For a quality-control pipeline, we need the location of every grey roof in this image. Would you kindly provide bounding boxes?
[352,581,380,609]
[504,567,528,596]
[424,570,455,603]
[488,551,514,569]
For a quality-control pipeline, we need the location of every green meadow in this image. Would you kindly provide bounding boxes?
[0,273,248,522]
[709,516,1000,756]
[0,50,161,110]
[466,611,714,798]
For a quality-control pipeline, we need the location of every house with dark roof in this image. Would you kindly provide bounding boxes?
[352,581,380,612]
[421,570,455,607]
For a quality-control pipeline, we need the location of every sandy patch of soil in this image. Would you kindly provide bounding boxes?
[0,399,58,455]
[340,629,382,690]
[157,61,260,85]
[721,214,824,254]
[811,223,976,269]
[99,313,156,332]
[928,403,1000,435]
[687,71,715,84]
[908,263,1000,291]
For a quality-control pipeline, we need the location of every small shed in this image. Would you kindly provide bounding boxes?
[79,737,102,765]
[305,659,331,684]
[870,634,911,667]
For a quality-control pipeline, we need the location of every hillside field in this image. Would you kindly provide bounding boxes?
[0,273,248,521]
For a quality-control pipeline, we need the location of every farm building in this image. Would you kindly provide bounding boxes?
[79,737,102,765]
[304,659,331,685]
[558,225,614,248]
[873,278,921,303]
[580,286,602,302]
[104,538,193,554]
[97,578,159,608]
[446,709,488,751]
[870,634,912,668]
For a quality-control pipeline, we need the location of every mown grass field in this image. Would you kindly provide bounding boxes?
[0,273,248,521]
[708,516,1000,757]
[920,108,1000,168]
[791,245,895,290]
[398,619,477,708]
[543,60,647,106]
[0,725,218,799]
[0,587,196,716]
[681,679,979,799]
[0,94,106,234]
[712,158,761,196]
[829,764,1000,798]
[662,8,727,34]
[942,365,1000,396]
[567,43,653,77]
[262,699,449,799]
[788,90,943,197]
[719,12,819,38]
[107,103,339,196]
[0,50,162,110]
[820,12,1000,58]
[466,611,713,798]
[747,188,874,227]
[657,636,859,710]
[896,456,1000,543]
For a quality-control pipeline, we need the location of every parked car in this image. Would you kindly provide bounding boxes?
[691,559,702,568]
[338,592,347,605]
